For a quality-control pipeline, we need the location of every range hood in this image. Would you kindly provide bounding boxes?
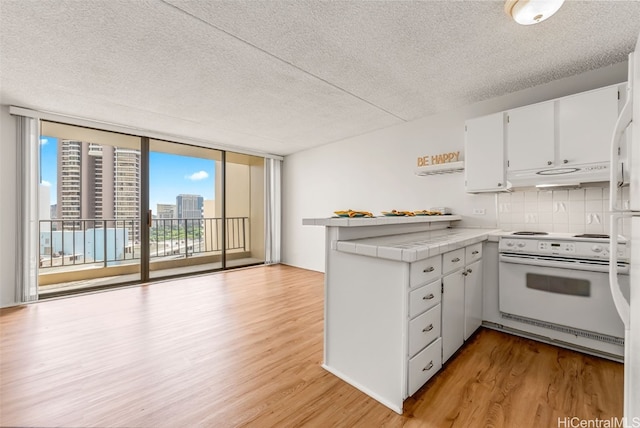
[507,161,610,188]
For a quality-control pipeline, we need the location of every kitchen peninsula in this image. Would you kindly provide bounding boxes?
[303,215,499,413]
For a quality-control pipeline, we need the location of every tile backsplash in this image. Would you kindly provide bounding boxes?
[497,186,631,236]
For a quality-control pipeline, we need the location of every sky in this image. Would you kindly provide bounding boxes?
[39,136,216,212]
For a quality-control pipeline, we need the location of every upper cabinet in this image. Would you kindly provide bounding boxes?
[506,85,621,173]
[506,101,555,171]
[557,85,619,166]
[464,112,507,193]
[465,83,624,193]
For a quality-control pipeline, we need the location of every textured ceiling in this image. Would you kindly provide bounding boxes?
[1,0,640,156]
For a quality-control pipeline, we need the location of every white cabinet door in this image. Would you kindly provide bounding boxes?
[558,85,619,166]
[464,112,507,193]
[507,101,555,171]
[464,260,483,340]
[442,269,464,363]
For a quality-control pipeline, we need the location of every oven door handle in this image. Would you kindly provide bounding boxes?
[499,254,629,274]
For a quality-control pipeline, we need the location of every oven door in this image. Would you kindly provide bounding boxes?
[499,254,629,338]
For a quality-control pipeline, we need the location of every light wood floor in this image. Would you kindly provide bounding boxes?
[0,265,623,427]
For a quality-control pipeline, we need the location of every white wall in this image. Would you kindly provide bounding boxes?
[282,62,628,272]
[1,105,17,307]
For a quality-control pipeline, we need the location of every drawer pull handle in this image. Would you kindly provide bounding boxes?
[451,257,461,263]
[422,361,434,372]
[423,324,434,332]
[462,271,468,277]
[423,266,435,273]
[472,250,479,255]
[467,268,473,274]
[423,293,435,300]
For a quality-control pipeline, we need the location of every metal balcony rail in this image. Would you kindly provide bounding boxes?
[38,217,249,269]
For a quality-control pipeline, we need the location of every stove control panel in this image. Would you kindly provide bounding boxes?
[499,237,629,261]
[538,241,575,254]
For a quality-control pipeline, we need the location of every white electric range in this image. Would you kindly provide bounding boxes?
[498,231,630,358]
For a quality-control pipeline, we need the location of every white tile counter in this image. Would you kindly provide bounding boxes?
[335,228,501,263]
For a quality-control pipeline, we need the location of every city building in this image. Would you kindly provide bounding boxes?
[176,194,203,219]
[56,140,140,241]
[156,203,177,219]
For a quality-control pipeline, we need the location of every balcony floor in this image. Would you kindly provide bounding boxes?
[38,257,264,297]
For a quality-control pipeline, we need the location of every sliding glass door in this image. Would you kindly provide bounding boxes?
[36,121,270,296]
[224,152,265,268]
[148,139,223,279]
[38,121,142,296]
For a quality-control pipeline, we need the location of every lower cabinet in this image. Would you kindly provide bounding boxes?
[442,269,465,363]
[442,244,483,363]
[408,338,442,396]
[408,242,484,393]
[464,260,483,340]
[325,238,485,413]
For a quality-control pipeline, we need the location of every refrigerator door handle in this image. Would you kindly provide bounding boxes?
[608,213,630,329]
[609,90,633,211]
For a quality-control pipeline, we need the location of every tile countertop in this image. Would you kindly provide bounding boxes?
[335,228,502,263]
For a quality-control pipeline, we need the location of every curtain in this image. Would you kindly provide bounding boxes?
[15,115,40,303]
[264,158,282,265]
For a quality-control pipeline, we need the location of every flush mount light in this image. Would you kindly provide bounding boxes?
[505,0,565,25]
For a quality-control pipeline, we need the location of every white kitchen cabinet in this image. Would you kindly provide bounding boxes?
[442,244,484,361]
[506,101,555,171]
[442,266,465,363]
[464,112,507,193]
[557,85,619,166]
[310,217,494,413]
[464,259,483,340]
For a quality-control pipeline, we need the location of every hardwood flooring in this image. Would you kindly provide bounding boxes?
[0,265,623,427]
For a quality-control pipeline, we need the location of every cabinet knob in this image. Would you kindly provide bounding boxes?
[423,266,435,273]
[423,324,434,332]
[472,250,479,255]
[423,293,435,300]
[563,159,569,164]
[422,361,434,372]
[467,268,473,274]
[547,161,553,165]
[462,271,468,277]
[497,183,502,187]
[451,257,461,263]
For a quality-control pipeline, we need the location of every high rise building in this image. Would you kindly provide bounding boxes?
[176,194,203,219]
[57,140,140,241]
[156,204,177,219]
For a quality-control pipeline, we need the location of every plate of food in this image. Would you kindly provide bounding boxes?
[334,210,374,218]
[381,210,416,217]
[413,210,442,216]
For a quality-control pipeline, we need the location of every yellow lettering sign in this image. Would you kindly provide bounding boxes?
[418,151,460,166]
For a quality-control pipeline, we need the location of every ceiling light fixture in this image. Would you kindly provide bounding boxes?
[505,0,565,25]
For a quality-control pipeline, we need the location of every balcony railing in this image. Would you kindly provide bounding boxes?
[38,217,249,269]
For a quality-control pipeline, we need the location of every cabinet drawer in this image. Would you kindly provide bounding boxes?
[409,280,441,318]
[442,248,465,274]
[410,256,442,288]
[408,337,442,396]
[408,304,441,357]
[465,243,482,264]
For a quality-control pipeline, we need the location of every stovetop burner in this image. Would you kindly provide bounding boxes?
[573,234,609,239]
[512,231,549,236]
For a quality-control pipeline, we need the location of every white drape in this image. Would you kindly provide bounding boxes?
[15,115,40,303]
[264,158,282,265]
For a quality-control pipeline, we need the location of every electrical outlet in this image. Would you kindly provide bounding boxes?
[473,208,486,215]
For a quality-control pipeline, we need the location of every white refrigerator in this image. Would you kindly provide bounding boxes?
[610,31,640,423]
